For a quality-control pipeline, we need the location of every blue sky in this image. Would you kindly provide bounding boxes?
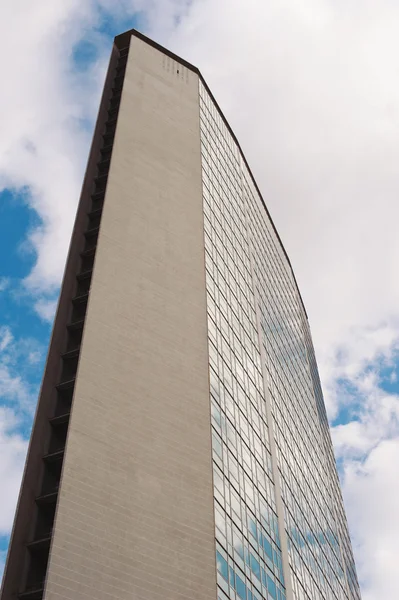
[1,2,399,599]
[0,10,140,574]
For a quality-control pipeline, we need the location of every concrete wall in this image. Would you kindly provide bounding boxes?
[43,35,217,600]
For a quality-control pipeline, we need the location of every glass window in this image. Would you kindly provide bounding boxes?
[200,83,360,600]
[250,554,261,580]
[216,551,228,581]
[236,574,247,600]
[263,536,273,561]
[267,575,277,600]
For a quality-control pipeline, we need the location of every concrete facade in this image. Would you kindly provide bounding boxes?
[1,27,361,600]
[43,36,216,600]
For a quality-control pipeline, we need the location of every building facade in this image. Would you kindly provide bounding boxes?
[1,29,361,600]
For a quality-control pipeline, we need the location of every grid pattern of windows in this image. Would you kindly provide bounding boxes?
[199,81,361,600]
[200,83,287,600]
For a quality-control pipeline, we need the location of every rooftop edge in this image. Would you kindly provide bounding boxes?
[114,28,308,321]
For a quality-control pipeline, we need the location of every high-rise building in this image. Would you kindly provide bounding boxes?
[1,29,361,600]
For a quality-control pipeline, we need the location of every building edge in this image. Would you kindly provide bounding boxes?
[114,28,309,321]
[0,39,121,600]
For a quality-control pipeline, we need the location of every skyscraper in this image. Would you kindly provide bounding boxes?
[1,28,361,600]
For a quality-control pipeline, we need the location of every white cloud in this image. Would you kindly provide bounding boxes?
[0,327,13,353]
[0,367,32,413]
[0,407,28,537]
[27,351,42,366]
[342,439,399,600]
[0,551,5,588]
[325,323,399,420]
[0,278,10,293]
[332,379,399,459]
[34,298,58,323]
[0,327,44,582]
[329,352,399,600]
[0,325,42,413]
[0,2,109,297]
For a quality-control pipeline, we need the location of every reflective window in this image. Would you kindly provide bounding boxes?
[199,81,361,600]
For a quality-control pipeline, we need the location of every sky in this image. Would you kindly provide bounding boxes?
[0,1,398,598]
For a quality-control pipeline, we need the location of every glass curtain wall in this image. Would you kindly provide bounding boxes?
[199,80,361,600]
